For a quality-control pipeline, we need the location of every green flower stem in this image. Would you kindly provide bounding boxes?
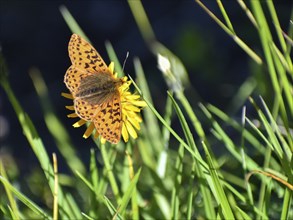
[100,143,121,204]
[176,91,206,142]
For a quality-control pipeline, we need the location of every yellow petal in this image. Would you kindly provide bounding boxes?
[125,120,137,139]
[122,123,129,142]
[131,100,147,107]
[122,91,132,97]
[128,116,141,130]
[108,62,114,74]
[125,94,141,100]
[101,137,106,144]
[61,92,73,99]
[68,113,78,118]
[127,111,142,123]
[120,81,131,90]
[83,123,95,139]
[123,104,140,112]
[65,105,75,110]
[73,119,87,128]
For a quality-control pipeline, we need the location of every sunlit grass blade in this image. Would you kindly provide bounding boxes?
[81,212,96,220]
[90,149,99,192]
[240,107,254,205]
[0,176,51,219]
[6,206,19,220]
[201,141,234,219]
[116,168,141,218]
[195,0,262,65]
[136,131,157,170]
[167,92,216,219]
[175,91,206,141]
[0,73,82,219]
[124,149,139,220]
[199,103,260,170]
[259,97,292,156]
[245,117,274,152]
[266,1,289,54]
[250,1,289,122]
[59,5,88,41]
[157,93,173,178]
[134,58,163,153]
[154,193,171,219]
[128,0,156,45]
[170,144,184,220]
[217,0,234,33]
[206,103,264,152]
[206,101,286,192]
[104,196,123,220]
[227,77,257,114]
[269,43,293,115]
[206,103,281,170]
[75,170,94,192]
[248,97,287,160]
[237,0,258,27]
[105,41,123,76]
[131,186,139,220]
[270,43,292,74]
[235,206,253,220]
[0,161,20,219]
[98,143,121,204]
[221,178,248,203]
[29,68,86,175]
[281,188,293,220]
[130,76,207,167]
[156,53,206,145]
[186,162,196,219]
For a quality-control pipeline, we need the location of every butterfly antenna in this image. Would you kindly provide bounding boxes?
[122,51,129,73]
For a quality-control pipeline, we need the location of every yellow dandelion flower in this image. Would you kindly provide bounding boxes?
[63,33,146,144]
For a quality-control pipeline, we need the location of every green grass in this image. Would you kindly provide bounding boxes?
[1,1,292,219]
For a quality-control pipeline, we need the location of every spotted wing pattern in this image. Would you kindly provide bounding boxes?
[64,66,87,96]
[93,91,122,144]
[64,34,123,143]
[68,34,108,73]
[73,98,100,121]
[64,34,109,95]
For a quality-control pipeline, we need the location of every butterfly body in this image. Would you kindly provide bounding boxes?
[64,34,123,144]
[76,73,123,105]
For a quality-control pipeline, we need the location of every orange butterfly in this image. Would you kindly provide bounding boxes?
[64,34,124,144]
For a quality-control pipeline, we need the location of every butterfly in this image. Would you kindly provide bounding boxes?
[64,34,124,144]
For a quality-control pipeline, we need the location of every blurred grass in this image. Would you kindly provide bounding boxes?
[1,1,292,219]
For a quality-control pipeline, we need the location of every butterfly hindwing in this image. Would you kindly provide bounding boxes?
[93,91,122,144]
[64,65,90,96]
[74,98,100,121]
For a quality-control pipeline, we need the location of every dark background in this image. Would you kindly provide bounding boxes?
[0,1,291,172]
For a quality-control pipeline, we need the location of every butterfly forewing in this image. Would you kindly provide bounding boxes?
[68,34,108,73]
